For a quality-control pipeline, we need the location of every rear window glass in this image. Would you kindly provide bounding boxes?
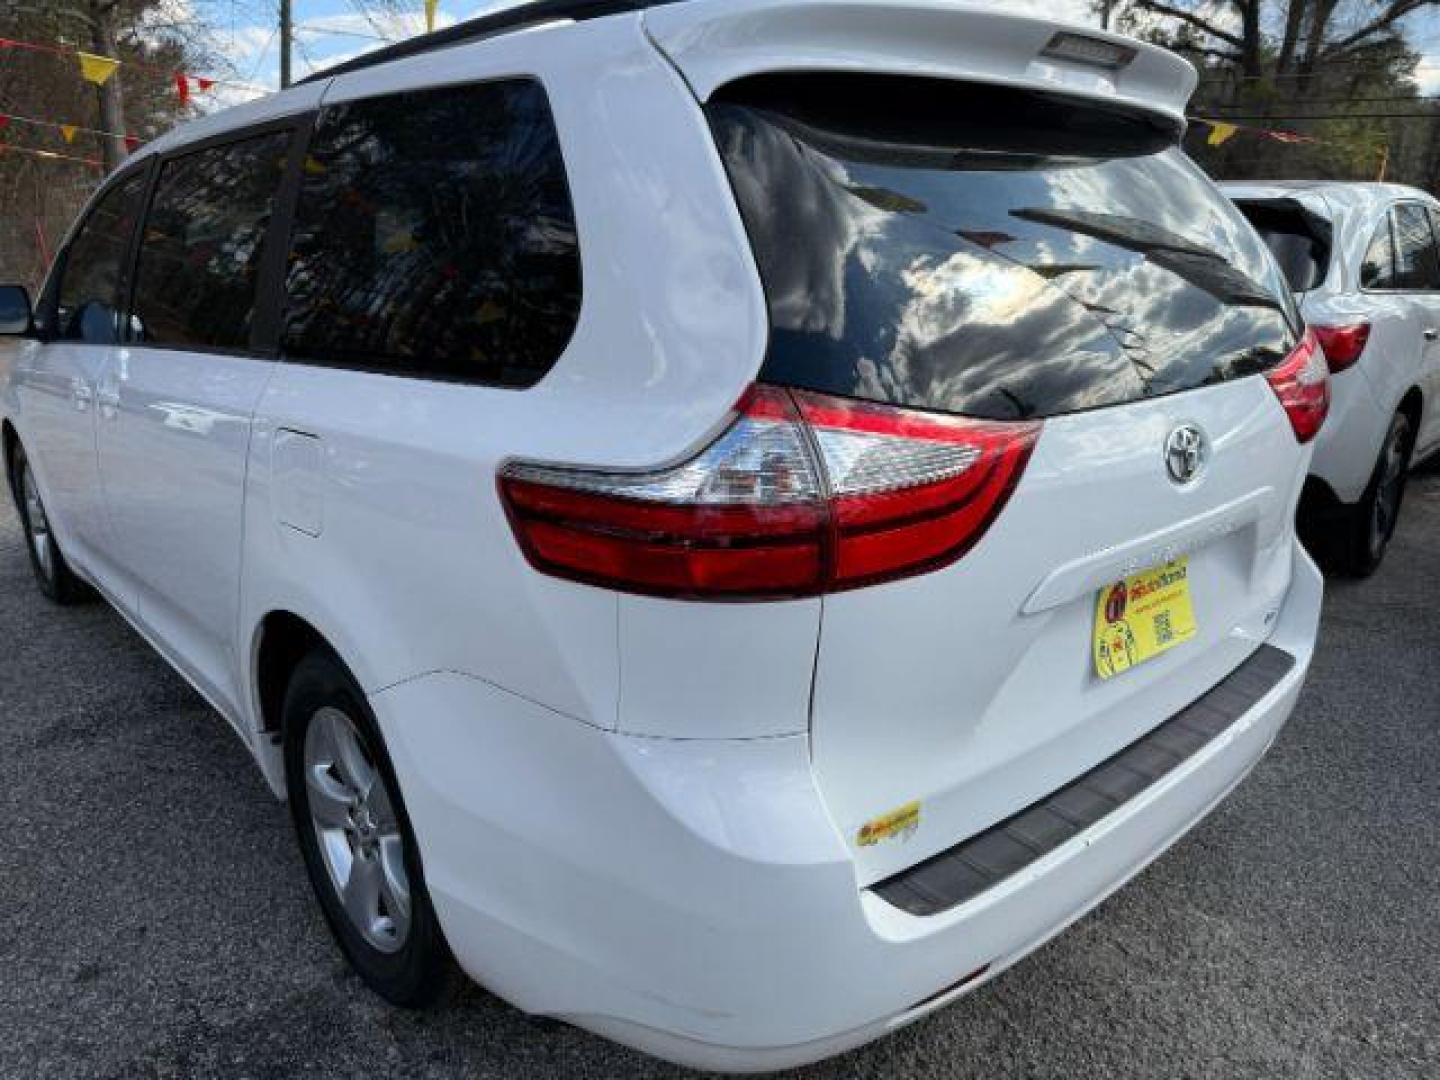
[1232,199,1331,293]
[708,74,1298,421]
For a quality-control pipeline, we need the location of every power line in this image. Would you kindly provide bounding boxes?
[1197,111,1440,120]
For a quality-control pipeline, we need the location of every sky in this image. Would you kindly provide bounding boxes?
[189,0,1440,106]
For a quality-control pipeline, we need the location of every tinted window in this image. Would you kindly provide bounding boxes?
[54,172,146,344]
[709,74,1298,421]
[1233,199,1330,293]
[282,79,581,386]
[130,131,293,350]
[1360,217,1397,290]
[1391,203,1440,290]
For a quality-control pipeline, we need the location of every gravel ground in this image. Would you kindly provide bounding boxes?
[1,469,1437,1080]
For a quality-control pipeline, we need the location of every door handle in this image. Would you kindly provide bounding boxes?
[1425,328,1438,341]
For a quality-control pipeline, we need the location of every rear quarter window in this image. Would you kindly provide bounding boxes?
[708,74,1299,421]
[282,78,581,387]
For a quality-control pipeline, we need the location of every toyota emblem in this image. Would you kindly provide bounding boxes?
[1164,425,1207,485]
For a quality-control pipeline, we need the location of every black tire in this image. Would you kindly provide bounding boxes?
[1331,412,1413,578]
[283,649,454,1006]
[9,441,89,604]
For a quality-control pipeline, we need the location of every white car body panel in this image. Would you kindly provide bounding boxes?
[1224,181,1440,501]
[0,3,1322,1071]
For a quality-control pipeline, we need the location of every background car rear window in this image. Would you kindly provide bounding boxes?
[52,171,147,345]
[708,73,1298,421]
[1232,199,1330,293]
[281,79,581,387]
[129,130,293,350]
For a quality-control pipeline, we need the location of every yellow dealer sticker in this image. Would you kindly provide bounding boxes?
[857,801,921,848]
[1093,557,1197,679]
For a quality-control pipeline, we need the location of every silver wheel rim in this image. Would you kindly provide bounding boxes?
[1370,429,1407,557]
[21,463,55,582]
[303,706,412,953]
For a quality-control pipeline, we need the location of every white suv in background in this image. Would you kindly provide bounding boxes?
[1226,181,1440,575]
[1,1,1324,1071]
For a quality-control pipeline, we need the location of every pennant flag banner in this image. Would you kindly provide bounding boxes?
[77,50,120,86]
[1267,130,1317,145]
[1194,116,1320,149]
[0,36,259,102]
[1205,121,1238,147]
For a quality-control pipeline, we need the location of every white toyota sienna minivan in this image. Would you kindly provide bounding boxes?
[0,0,1325,1070]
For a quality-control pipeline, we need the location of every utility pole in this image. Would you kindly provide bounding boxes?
[279,0,293,89]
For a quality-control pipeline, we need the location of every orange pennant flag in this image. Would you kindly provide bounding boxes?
[60,124,78,144]
[77,51,120,86]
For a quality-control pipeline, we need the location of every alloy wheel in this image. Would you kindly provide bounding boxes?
[20,463,55,583]
[303,706,412,953]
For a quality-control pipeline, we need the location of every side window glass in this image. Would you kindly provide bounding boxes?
[1360,215,1397,290]
[1391,203,1440,291]
[54,172,147,344]
[282,79,582,387]
[129,130,293,350]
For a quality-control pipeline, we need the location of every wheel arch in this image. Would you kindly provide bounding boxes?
[1398,386,1423,444]
[2,419,18,495]
[253,609,338,739]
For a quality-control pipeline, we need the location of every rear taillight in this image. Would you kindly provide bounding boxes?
[1312,322,1371,374]
[499,386,1040,600]
[1264,328,1330,444]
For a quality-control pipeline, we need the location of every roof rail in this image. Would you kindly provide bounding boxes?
[299,0,682,85]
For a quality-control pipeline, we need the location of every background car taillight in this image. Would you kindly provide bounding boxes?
[499,386,1040,600]
[1265,328,1330,444]
[1312,322,1371,374]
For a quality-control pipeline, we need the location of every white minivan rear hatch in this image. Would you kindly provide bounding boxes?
[702,69,1320,886]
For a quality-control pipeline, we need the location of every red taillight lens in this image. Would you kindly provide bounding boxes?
[1312,322,1371,374]
[791,391,1040,591]
[1264,328,1330,444]
[498,386,1040,600]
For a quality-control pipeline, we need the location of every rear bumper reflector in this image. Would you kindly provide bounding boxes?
[873,644,1297,917]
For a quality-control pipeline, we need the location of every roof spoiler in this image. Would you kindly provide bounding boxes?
[644,0,1195,130]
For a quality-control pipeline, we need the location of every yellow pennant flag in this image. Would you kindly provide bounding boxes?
[77,51,120,86]
[1205,121,1238,147]
[425,0,439,32]
[59,124,78,144]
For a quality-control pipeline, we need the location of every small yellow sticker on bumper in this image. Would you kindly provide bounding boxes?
[857,801,921,847]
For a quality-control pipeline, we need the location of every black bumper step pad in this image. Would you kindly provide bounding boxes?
[873,644,1296,917]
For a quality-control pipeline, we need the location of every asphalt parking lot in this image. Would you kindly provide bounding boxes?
[1,473,1437,1080]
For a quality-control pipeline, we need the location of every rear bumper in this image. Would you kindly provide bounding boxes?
[371,543,1322,1073]
[1309,367,1388,505]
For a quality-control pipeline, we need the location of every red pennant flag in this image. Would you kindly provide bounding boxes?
[197,77,214,92]
[0,115,10,131]
[174,72,190,105]
[124,134,139,152]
